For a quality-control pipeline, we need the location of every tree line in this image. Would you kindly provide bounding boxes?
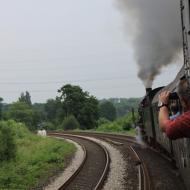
[0,84,140,131]
[0,84,140,162]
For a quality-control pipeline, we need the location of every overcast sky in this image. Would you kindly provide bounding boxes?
[0,0,182,103]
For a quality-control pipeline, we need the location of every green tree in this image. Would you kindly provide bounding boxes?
[0,97,3,120]
[122,111,138,130]
[61,115,80,130]
[98,117,111,126]
[44,98,64,124]
[99,101,116,121]
[32,103,46,125]
[40,121,55,130]
[78,96,99,129]
[5,102,35,130]
[58,84,99,129]
[100,98,141,117]
[0,122,16,161]
[19,91,32,106]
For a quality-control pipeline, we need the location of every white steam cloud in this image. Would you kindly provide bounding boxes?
[117,0,182,87]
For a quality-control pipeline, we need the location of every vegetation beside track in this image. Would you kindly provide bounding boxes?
[95,113,137,136]
[57,113,137,137]
[0,120,76,189]
[72,128,136,137]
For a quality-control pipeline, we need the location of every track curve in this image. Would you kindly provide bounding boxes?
[48,133,110,190]
[54,131,152,190]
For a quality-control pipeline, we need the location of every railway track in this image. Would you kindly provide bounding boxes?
[48,131,152,190]
[129,146,152,190]
[71,132,152,190]
[75,132,152,190]
[59,131,137,144]
[84,132,152,190]
[48,132,110,190]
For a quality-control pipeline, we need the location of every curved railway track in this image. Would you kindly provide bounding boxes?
[78,132,152,190]
[59,131,137,144]
[129,146,151,190]
[69,132,151,190]
[48,133,110,190]
[48,131,152,190]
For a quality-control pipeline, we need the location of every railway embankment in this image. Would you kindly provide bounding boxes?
[52,131,186,190]
[49,133,138,190]
[0,120,76,189]
[44,138,85,190]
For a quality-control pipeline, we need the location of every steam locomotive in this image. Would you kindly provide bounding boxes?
[138,0,190,189]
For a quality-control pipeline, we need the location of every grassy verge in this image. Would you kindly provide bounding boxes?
[0,120,76,189]
[95,114,137,136]
[70,128,136,136]
[55,113,138,137]
[56,114,137,137]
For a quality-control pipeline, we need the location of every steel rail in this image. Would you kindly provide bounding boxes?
[67,131,174,163]
[129,146,152,190]
[60,131,135,139]
[71,131,151,190]
[48,133,87,190]
[48,132,110,190]
[94,141,110,190]
[57,131,137,144]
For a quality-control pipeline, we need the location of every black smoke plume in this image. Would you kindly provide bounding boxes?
[117,0,182,87]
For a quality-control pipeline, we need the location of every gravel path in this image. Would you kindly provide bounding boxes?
[44,138,84,190]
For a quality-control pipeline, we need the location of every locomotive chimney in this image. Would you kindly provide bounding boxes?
[146,88,152,94]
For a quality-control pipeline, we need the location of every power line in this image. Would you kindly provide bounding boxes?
[0,76,132,85]
[0,90,56,93]
[0,84,143,94]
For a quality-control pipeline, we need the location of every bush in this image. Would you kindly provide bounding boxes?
[0,122,16,161]
[97,117,110,126]
[61,115,80,130]
[96,112,138,133]
[0,120,76,189]
[122,122,131,131]
[97,123,123,132]
[2,120,29,139]
[40,122,56,130]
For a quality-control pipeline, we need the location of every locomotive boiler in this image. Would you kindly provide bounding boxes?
[138,0,190,189]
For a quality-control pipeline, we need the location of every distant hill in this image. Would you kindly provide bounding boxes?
[99,98,142,118]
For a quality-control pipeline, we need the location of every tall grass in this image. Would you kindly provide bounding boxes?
[0,120,76,189]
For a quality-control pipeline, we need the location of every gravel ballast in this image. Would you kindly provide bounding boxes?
[45,135,129,190]
[44,138,84,190]
[79,135,127,190]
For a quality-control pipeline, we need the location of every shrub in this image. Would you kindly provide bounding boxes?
[97,122,123,132]
[97,117,110,126]
[40,122,55,130]
[3,120,29,139]
[61,115,80,130]
[96,112,138,133]
[122,122,131,131]
[0,120,76,189]
[0,122,16,161]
